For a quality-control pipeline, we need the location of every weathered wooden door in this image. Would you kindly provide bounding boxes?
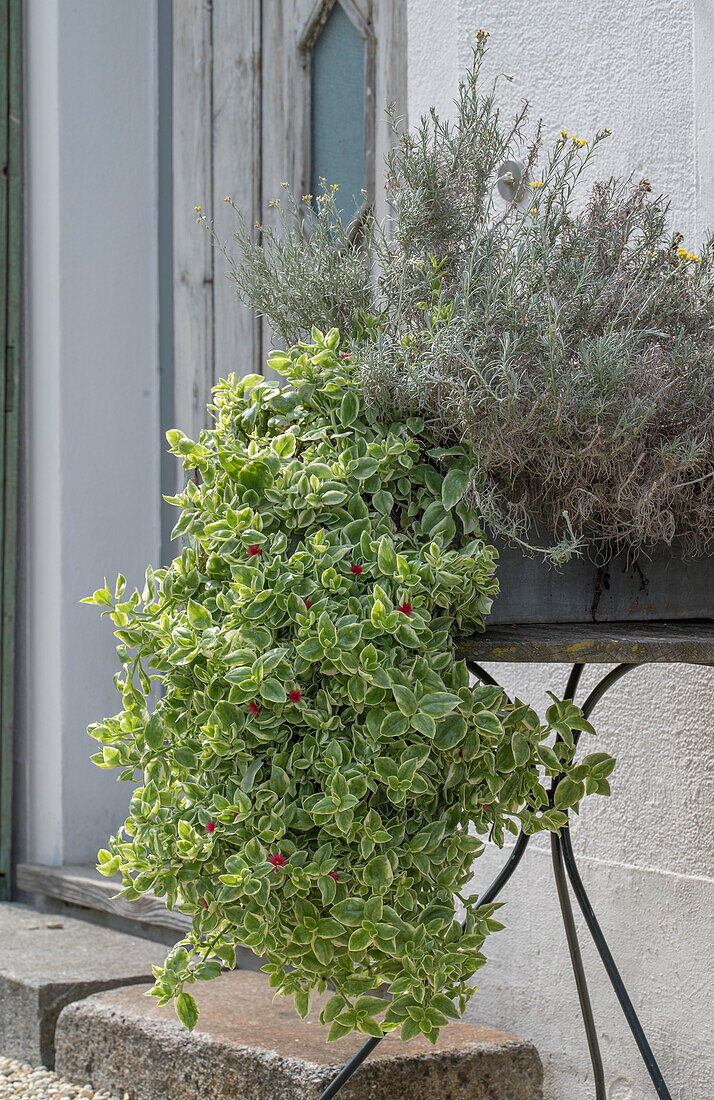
[172,0,406,442]
[0,0,21,902]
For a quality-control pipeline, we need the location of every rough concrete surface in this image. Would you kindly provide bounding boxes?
[0,904,164,1068]
[55,971,543,1100]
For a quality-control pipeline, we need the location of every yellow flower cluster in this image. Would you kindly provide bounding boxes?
[559,131,587,147]
[677,248,701,263]
[268,198,281,208]
[302,194,313,202]
[529,180,543,187]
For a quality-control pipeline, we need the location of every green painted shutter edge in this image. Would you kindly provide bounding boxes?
[0,0,21,901]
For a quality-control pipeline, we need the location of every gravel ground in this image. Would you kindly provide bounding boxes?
[0,1056,125,1100]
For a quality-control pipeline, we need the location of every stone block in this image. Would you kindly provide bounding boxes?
[0,903,164,1067]
[55,970,543,1099]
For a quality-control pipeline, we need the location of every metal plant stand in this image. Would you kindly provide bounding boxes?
[318,620,714,1100]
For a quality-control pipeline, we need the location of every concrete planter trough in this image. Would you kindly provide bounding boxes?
[488,537,713,623]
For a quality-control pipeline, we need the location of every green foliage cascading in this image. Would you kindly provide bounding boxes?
[86,332,614,1041]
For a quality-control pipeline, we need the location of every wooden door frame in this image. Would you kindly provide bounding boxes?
[0,0,21,901]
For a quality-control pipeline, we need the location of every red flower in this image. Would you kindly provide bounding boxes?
[328,871,339,883]
[289,689,302,703]
[201,898,208,909]
[233,812,239,820]
[351,563,362,576]
[268,853,286,868]
[205,820,216,835]
[248,545,261,558]
[341,353,352,360]
[248,702,260,716]
[398,602,413,616]
[458,749,463,758]
[304,599,313,610]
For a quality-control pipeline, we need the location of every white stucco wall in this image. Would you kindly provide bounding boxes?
[407,3,714,1098]
[19,1,161,866]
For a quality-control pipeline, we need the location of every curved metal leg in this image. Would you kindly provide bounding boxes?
[560,826,672,1099]
[317,1036,382,1100]
[552,831,607,1100]
[552,662,673,1099]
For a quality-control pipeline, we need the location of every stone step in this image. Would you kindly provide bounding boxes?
[0,903,165,1068]
[55,970,543,1100]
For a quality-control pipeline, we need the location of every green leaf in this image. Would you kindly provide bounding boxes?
[332,898,366,927]
[377,537,398,574]
[420,692,461,717]
[296,637,324,662]
[401,1017,422,1041]
[193,960,222,981]
[340,390,360,426]
[348,927,371,952]
[433,714,467,750]
[511,733,530,767]
[353,457,379,479]
[187,600,213,631]
[553,777,585,811]
[537,744,561,771]
[380,710,409,738]
[372,490,393,514]
[441,467,470,510]
[328,1020,353,1042]
[364,855,393,889]
[392,685,418,716]
[337,623,362,649]
[396,620,421,648]
[322,994,346,1023]
[318,611,338,648]
[273,432,296,458]
[239,460,274,492]
[355,995,388,1015]
[374,757,398,781]
[582,752,616,779]
[176,992,199,1031]
[144,713,165,751]
[321,490,347,507]
[260,678,287,704]
[411,711,436,738]
[473,710,503,736]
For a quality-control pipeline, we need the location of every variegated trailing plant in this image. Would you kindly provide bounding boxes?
[85,333,614,1042]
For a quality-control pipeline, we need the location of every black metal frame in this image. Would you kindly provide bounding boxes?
[318,659,680,1100]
